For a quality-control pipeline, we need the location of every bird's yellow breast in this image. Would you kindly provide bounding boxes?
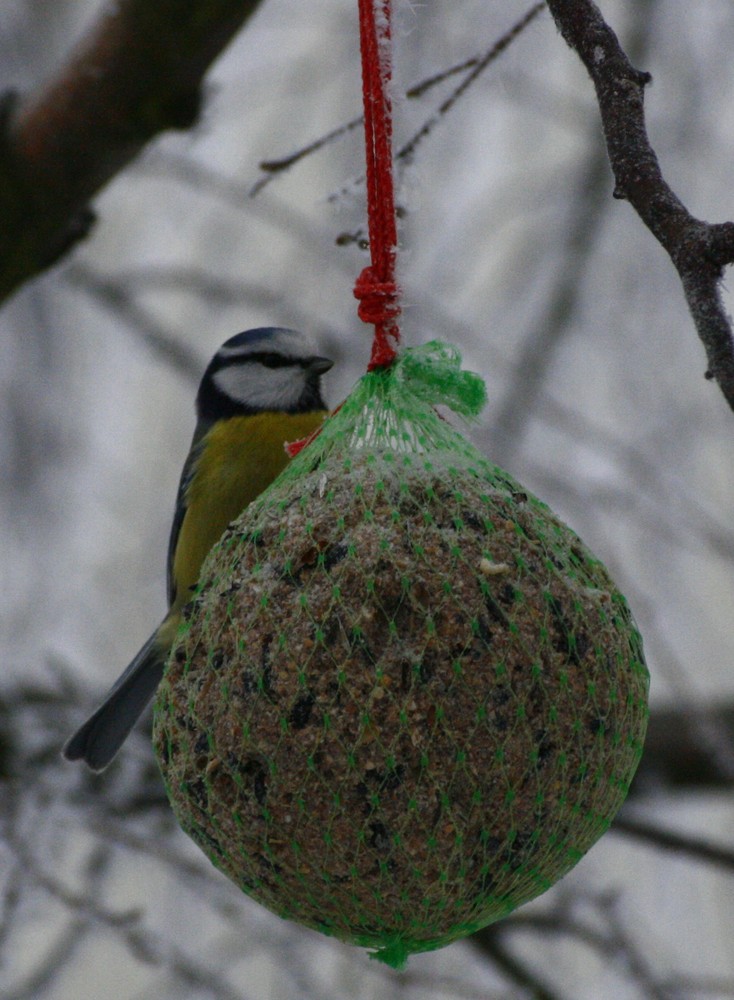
[171,410,325,615]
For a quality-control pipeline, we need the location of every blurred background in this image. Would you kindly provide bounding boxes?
[1,1,733,997]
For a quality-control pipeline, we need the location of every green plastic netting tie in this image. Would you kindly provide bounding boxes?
[389,340,487,418]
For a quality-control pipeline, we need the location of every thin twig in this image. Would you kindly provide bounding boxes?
[64,266,204,384]
[659,975,734,998]
[613,814,734,873]
[603,894,681,1000]
[250,115,364,196]
[396,3,546,166]
[254,3,546,199]
[472,926,567,1000]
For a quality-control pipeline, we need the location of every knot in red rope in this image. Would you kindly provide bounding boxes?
[354,266,400,327]
[354,265,400,369]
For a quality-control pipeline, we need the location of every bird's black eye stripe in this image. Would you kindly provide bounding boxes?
[232,351,295,369]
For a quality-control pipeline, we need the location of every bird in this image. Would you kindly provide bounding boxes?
[63,327,332,771]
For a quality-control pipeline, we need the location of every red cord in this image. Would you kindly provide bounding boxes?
[354,0,401,371]
[287,2,401,459]
[284,402,344,458]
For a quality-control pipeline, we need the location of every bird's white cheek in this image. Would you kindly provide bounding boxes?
[213,365,305,410]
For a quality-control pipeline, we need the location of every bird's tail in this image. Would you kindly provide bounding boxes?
[63,631,166,772]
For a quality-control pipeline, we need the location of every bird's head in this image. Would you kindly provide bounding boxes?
[196,328,333,423]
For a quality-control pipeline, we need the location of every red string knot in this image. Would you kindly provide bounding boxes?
[353,265,401,328]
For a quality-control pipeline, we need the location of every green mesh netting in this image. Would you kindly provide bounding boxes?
[153,341,649,969]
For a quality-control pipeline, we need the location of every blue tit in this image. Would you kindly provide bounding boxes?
[63,327,332,771]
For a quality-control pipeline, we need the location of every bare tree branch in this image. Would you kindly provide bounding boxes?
[632,702,734,793]
[0,0,264,307]
[612,814,734,874]
[602,894,679,1000]
[545,0,734,412]
[472,927,567,1000]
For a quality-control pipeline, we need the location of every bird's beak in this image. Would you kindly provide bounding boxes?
[309,356,334,375]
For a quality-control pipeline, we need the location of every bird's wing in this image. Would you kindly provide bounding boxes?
[166,428,206,607]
